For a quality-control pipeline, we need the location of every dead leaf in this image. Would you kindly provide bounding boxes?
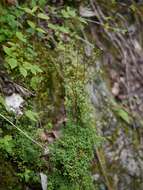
[6,0,17,5]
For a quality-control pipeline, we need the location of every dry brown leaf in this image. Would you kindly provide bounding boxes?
[39,130,62,143]
[40,132,48,142]
[6,0,17,5]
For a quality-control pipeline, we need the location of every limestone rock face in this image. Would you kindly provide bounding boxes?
[88,71,143,190]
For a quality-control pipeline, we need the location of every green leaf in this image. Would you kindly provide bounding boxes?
[30,65,43,74]
[32,6,38,13]
[58,26,70,33]
[30,76,43,89]
[23,62,42,74]
[7,58,18,69]
[67,7,76,17]
[0,34,6,42]
[25,110,38,121]
[22,7,33,15]
[0,95,5,107]
[7,42,16,46]
[30,76,39,89]
[61,7,76,18]
[37,13,49,20]
[16,32,26,43]
[61,10,70,18]
[36,27,46,34]
[78,17,87,24]
[19,67,27,77]
[34,65,42,72]
[115,108,130,124]
[23,62,32,70]
[48,23,57,30]
[48,24,69,33]
[130,4,136,12]
[27,20,36,29]
[0,135,14,154]
[3,46,12,56]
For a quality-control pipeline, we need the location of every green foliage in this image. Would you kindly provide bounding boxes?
[111,103,131,124]
[0,5,22,42]
[48,123,95,190]
[0,135,14,154]
[0,1,101,189]
[13,134,40,164]
[114,108,130,124]
[17,168,39,183]
[3,40,42,78]
[25,110,38,122]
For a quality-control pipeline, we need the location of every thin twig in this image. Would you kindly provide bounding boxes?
[0,113,43,149]
[75,36,94,48]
